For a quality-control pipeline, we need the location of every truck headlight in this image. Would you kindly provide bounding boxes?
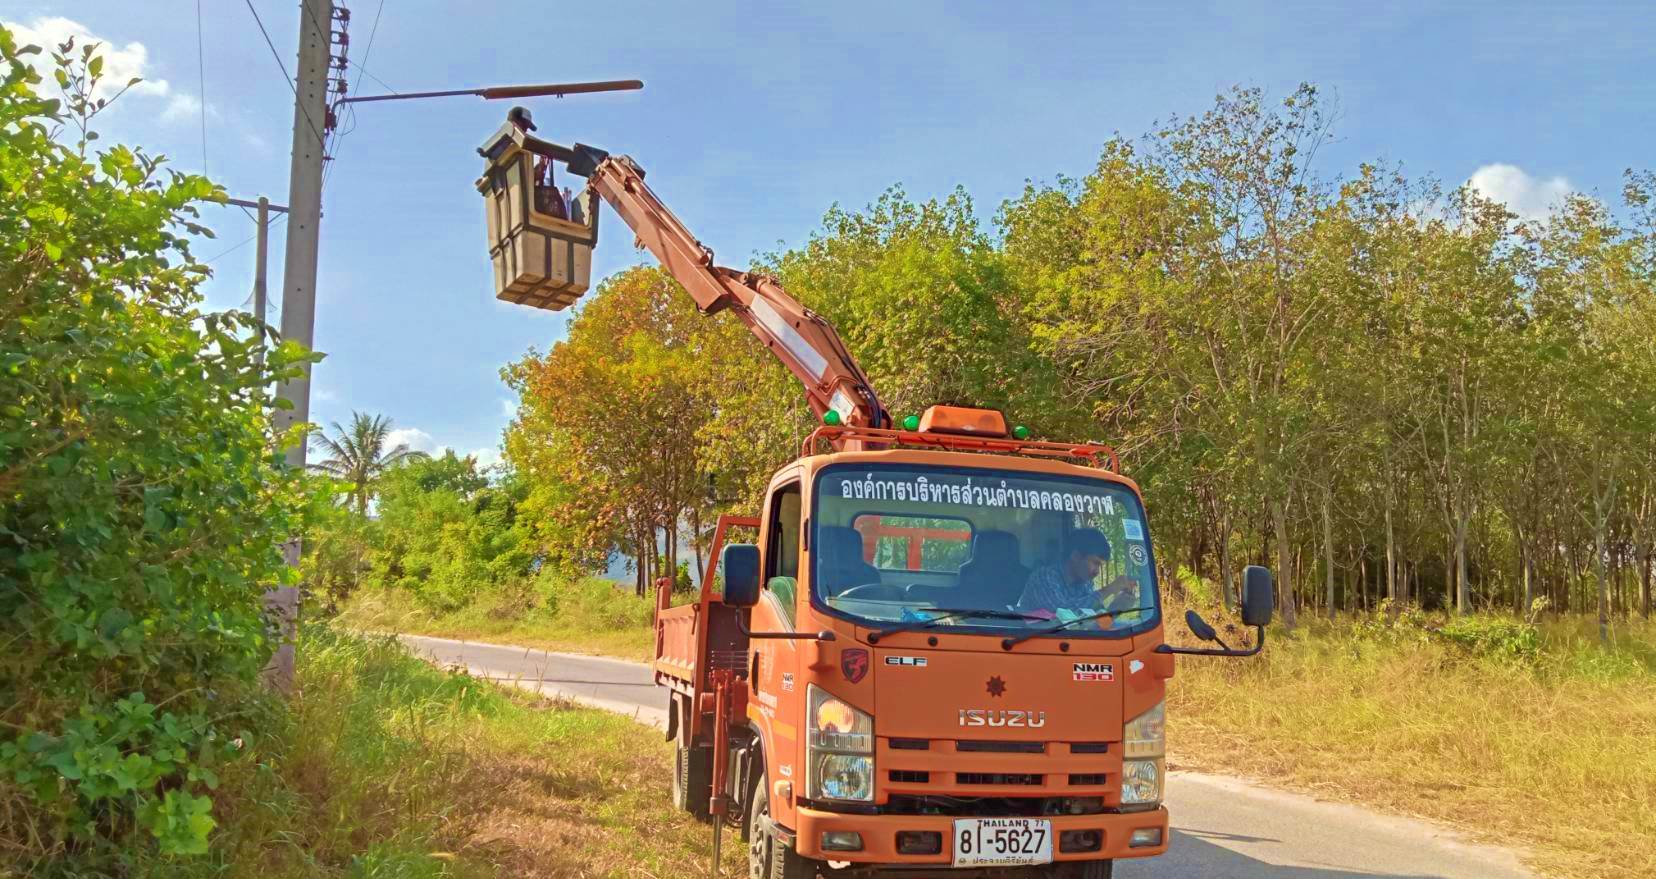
[1121,758,1164,805]
[807,685,873,801]
[1121,700,1164,806]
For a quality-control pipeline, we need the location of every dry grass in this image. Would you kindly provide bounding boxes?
[339,584,657,662]
[1165,603,1656,879]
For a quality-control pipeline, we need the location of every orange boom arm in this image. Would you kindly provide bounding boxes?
[582,154,888,438]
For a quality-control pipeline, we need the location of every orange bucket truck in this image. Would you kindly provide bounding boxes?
[477,118,1274,879]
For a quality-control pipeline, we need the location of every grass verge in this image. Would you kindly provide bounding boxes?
[90,626,734,878]
[1166,604,1656,879]
[338,580,657,662]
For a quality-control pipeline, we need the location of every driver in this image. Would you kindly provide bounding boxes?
[1017,528,1135,615]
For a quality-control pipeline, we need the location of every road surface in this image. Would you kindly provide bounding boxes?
[396,633,1536,879]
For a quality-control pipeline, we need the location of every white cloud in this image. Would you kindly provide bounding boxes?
[500,398,518,419]
[160,93,203,123]
[386,427,441,456]
[312,388,338,403]
[3,15,210,133]
[385,426,505,471]
[471,446,504,469]
[3,17,171,101]
[1467,164,1572,223]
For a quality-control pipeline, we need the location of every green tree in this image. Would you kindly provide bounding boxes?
[368,451,532,610]
[308,411,427,513]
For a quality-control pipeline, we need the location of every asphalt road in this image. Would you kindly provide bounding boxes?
[396,633,1536,879]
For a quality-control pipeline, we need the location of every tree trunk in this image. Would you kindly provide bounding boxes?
[1272,497,1297,627]
[689,504,705,587]
[1322,485,1336,621]
[1217,508,1235,613]
[1455,507,1471,615]
[1520,536,1533,616]
[1595,521,1610,645]
[1384,501,1397,603]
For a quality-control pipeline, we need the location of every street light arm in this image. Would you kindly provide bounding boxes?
[340,79,642,105]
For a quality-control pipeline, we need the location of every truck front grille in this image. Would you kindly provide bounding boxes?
[957,772,1043,786]
[957,740,1045,754]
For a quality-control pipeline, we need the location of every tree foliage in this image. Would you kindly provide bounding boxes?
[0,32,312,865]
[502,84,1656,636]
[367,452,532,611]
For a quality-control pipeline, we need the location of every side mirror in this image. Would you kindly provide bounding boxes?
[721,543,761,608]
[1241,565,1274,628]
[1185,609,1218,643]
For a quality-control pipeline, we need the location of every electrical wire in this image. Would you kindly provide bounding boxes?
[242,0,325,148]
[203,211,289,265]
[195,0,209,175]
[351,0,384,96]
[352,62,398,96]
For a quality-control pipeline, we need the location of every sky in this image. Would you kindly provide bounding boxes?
[5,1,1653,467]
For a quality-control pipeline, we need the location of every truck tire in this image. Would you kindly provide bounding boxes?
[1048,860,1114,878]
[747,780,818,879]
[673,744,712,822]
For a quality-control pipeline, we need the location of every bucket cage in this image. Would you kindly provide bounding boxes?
[475,123,605,311]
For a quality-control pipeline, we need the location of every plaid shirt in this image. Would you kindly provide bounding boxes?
[1017,564,1100,612]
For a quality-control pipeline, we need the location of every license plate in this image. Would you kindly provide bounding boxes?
[951,818,1053,867]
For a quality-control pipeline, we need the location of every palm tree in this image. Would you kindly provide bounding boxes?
[309,412,428,513]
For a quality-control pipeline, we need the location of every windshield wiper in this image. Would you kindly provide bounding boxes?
[867,607,1044,644]
[999,605,1158,649]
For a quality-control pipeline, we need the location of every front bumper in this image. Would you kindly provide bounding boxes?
[792,804,1169,864]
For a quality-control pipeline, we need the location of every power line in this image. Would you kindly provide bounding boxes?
[195,0,209,174]
[242,0,325,148]
[203,211,289,265]
[351,0,385,96]
[351,61,398,96]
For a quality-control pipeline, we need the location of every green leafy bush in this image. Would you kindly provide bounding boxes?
[0,32,311,868]
[367,452,534,611]
[1433,615,1543,662]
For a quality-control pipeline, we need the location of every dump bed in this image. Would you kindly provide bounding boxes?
[653,516,757,736]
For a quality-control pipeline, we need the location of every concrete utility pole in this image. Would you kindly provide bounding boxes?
[253,196,271,366]
[265,0,335,691]
[223,196,288,369]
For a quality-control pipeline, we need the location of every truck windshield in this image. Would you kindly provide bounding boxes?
[810,464,1159,638]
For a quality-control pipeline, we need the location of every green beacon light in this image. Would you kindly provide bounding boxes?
[822,410,842,426]
[1012,425,1031,440]
[902,414,920,431]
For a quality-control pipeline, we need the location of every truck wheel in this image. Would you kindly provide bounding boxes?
[1048,860,1114,878]
[673,744,712,821]
[747,780,818,879]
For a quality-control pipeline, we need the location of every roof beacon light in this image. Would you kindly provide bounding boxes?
[822,410,842,426]
[917,405,1009,438]
[1012,425,1031,440]
[902,414,920,432]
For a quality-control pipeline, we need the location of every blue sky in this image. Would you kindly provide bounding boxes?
[6,1,1653,465]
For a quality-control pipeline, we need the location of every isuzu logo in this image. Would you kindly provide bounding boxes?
[958,709,1047,728]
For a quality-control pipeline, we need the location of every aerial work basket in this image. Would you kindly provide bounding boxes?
[475,123,604,311]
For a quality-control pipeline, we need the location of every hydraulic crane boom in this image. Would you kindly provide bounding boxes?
[581,153,888,437]
[477,121,888,446]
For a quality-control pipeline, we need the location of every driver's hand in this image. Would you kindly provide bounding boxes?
[1099,576,1138,607]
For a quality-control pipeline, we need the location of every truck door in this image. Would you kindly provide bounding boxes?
[752,480,802,826]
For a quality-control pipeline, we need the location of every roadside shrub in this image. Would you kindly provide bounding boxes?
[0,33,310,868]
[1433,614,1543,662]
